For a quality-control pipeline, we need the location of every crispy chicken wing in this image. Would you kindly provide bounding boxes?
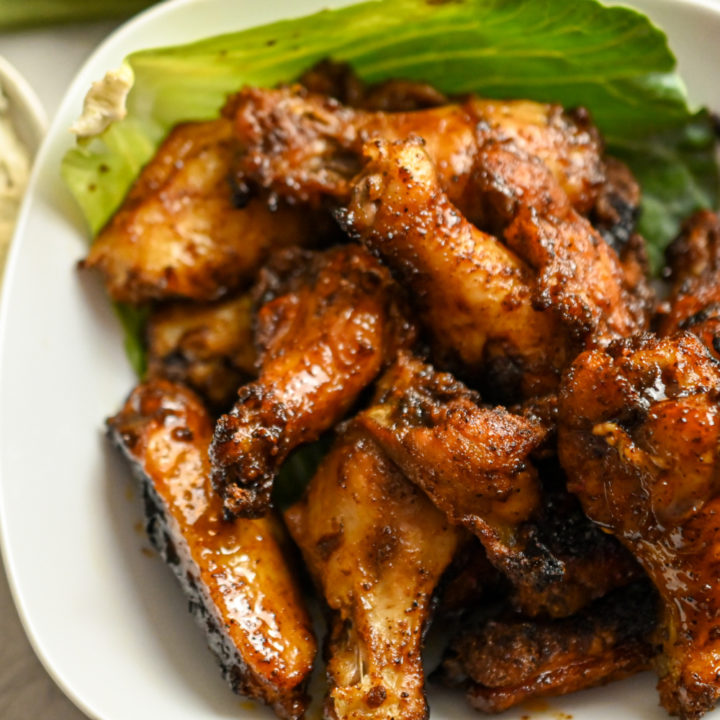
[107,380,316,720]
[558,333,720,719]
[228,84,604,216]
[341,138,569,399]
[210,244,415,518]
[82,118,321,303]
[358,353,638,617]
[146,293,256,410]
[466,130,650,344]
[439,582,657,713]
[284,426,462,720]
[660,210,720,360]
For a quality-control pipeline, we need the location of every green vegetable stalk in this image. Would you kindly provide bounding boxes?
[0,0,157,30]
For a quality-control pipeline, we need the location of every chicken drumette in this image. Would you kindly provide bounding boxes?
[559,333,720,719]
[284,426,461,720]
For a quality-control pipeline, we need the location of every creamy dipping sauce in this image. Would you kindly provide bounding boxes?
[0,88,31,281]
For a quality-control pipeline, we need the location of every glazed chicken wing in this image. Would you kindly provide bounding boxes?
[284,426,462,720]
[146,292,256,410]
[358,353,638,617]
[342,138,569,399]
[228,84,604,216]
[558,333,720,719]
[210,244,415,518]
[107,380,316,720]
[82,118,321,303]
[439,582,657,713]
[660,210,720,360]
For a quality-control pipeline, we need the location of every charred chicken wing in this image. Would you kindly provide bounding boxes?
[107,380,316,720]
[82,118,320,303]
[558,333,720,719]
[229,84,605,217]
[284,426,461,720]
[439,582,657,713]
[341,138,569,399]
[210,244,415,518]
[359,353,639,617]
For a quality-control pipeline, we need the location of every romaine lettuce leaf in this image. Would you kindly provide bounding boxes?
[61,0,719,369]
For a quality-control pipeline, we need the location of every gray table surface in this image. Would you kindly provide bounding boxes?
[1,21,120,719]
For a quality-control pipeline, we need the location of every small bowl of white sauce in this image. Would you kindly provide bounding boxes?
[0,56,47,280]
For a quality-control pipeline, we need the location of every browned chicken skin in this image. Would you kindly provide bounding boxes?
[210,244,415,518]
[342,138,569,399]
[146,292,256,410]
[359,353,640,618]
[107,380,316,720]
[660,210,720,360]
[439,582,657,713]
[298,59,449,112]
[82,118,321,303]
[229,84,605,218]
[284,426,462,720]
[558,333,720,719]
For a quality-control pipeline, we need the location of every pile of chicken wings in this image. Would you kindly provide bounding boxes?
[92,61,720,720]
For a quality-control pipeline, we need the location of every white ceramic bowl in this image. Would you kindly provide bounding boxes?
[0,2,719,720]
[0,55,46,156]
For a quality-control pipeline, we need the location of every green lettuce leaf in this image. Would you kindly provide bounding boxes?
[61,0,720,368]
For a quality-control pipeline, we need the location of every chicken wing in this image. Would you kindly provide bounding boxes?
[228,84,604,216]
[558,333,720,719]
[466,130,650,344]
[107,379,316,720]
[439,582,657,713]
[146,292,256,410]
[82,117,322,303]
[357,352,637,617]
[660,210,720,360]
[341,138,569,399]
[284,426,462,720]
[210,244,415,518]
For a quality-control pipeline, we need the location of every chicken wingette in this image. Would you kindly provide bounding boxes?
[82,117,322,303]
[439,582,657,713]
[210,244,415,518]
[284,426,462,720]
[107,380,316,720]
[146,292,256,410]
[558,333,720,719]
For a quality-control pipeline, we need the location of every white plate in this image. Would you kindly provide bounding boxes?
[1,1,719,719]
